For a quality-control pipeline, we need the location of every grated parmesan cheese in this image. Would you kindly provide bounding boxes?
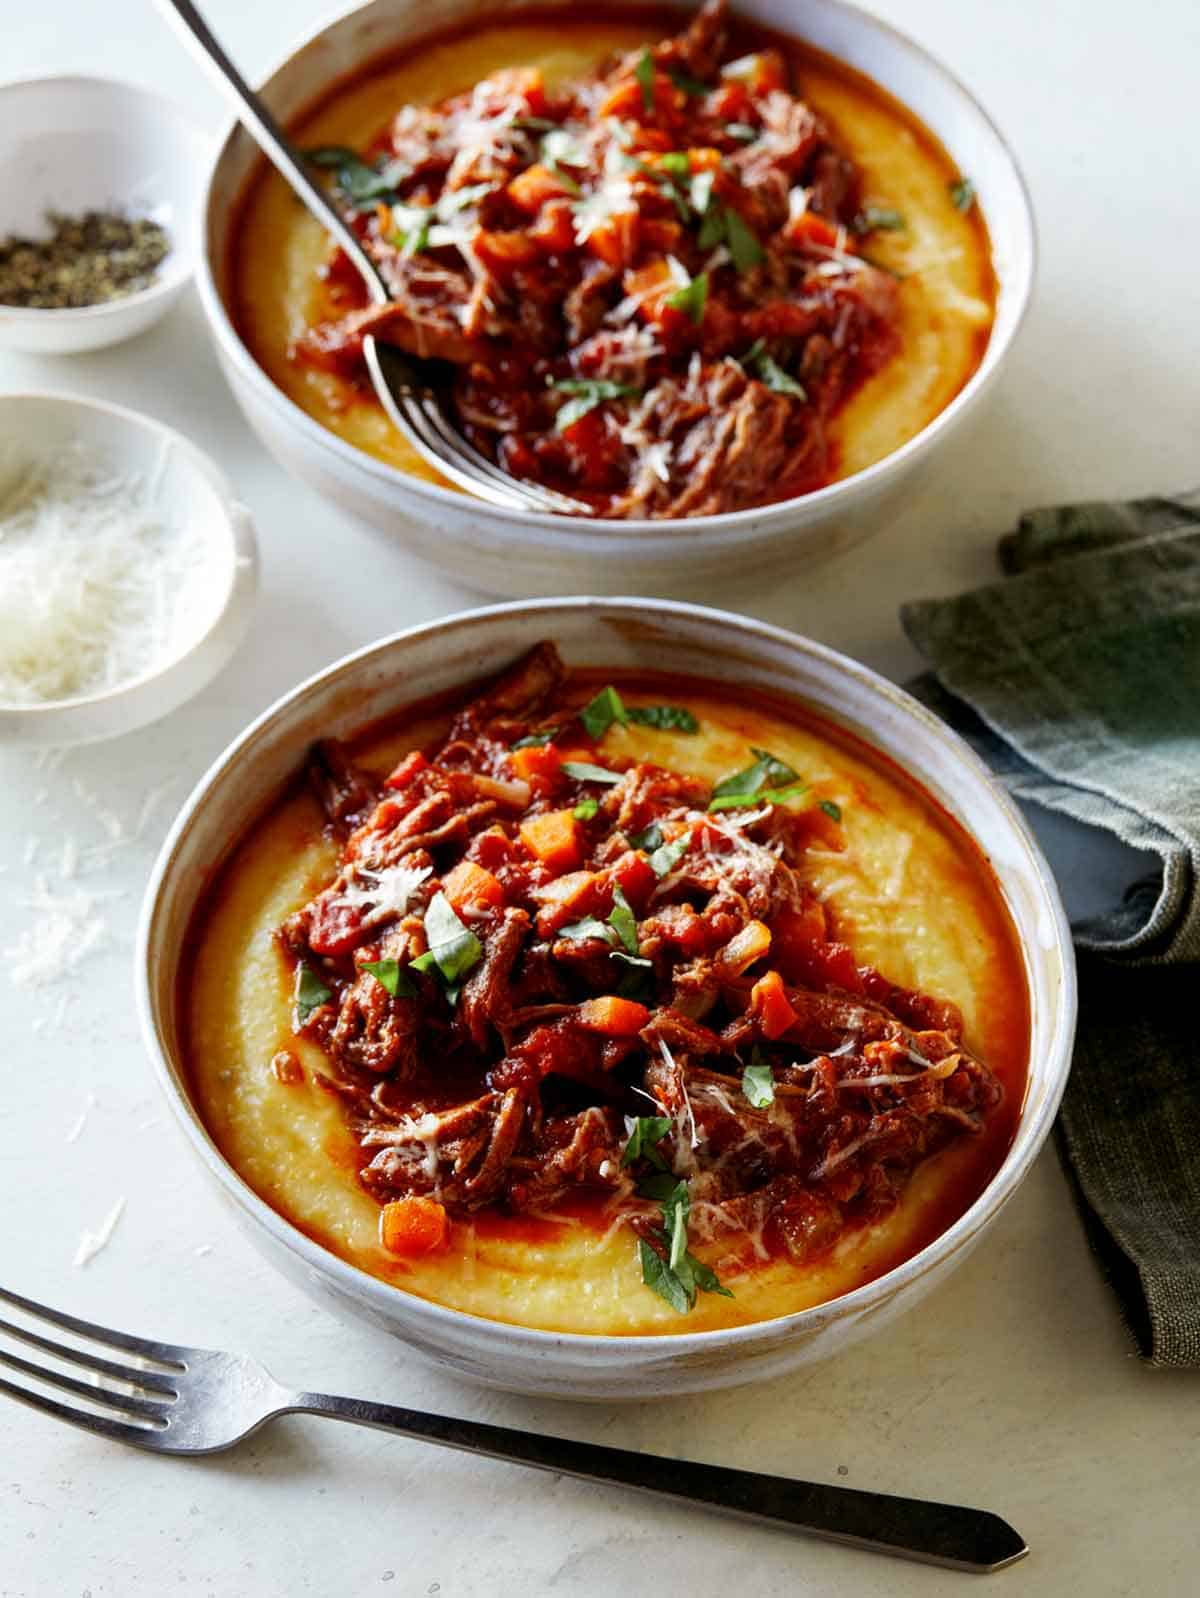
[73,1196,126,1267]
[0,440,215,707]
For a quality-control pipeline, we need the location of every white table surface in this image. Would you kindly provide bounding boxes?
[3,2,1198,1593]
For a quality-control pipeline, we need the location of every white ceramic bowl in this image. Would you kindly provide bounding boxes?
[0,76,210,354]
[0,393,258,745]
[138,600,1075,1399]
[196,0,1036,597]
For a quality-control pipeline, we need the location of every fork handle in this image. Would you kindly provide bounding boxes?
[288,1392,1025,1572]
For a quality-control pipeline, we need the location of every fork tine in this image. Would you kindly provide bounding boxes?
[0,1348,170,1425]
[0,1314,178,1396]
[0,1375,164,1449]
[0,1283,186,1367]
[414,396,592,515]
[0,1345,171,1423]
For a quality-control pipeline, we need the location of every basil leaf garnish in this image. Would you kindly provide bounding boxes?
[608,885,639,955]
[635,47,656,113]
[559,917,617,944]
[630,821,664,851]
[659,151,692,175]
[666,269,708,325]
[639,1238,691,1314]
[511,727,559,748]
[574,797,600,821]
[949,176,976,213]
[648,832,690,876]
[622,1115,672,1169]
[305,147,409,210]
[580,684,628,739]
[710,747,800,806]
[820,799,842,822]
[361,959,417,998]
[856,205,905,233]
[560,760,625,785]
[410,891,482,985]
[668,66,709,97]
[709,781,807,813]
[742,1051,776,1107]
[552,379,639,432]
[751,352,807,399]
[293,962,332,1026]
[626,704,698,732]
[724,207,765,271]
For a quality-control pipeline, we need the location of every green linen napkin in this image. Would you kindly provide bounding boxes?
[901,491,1200,1368]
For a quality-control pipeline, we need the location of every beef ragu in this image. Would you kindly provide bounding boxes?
[295,0,904,517]
[275,643,1004,1315]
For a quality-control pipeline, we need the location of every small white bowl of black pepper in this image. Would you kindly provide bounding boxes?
[0,75,211,354]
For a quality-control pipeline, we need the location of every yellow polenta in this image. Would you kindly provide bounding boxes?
[187,686,1026,1336]
[229,17,994,491]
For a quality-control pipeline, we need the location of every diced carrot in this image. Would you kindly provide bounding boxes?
[718,919,772,974]
[577,996,651,1036]
[442,859,505,912]
[508,163,574,215]
[384,749,428,790]
[520,809,582,873]
[751,969,798,1039]
[379,1197,450,1258]
[623,257,676,320]
[787,210,843,251]
[598,78,647,119]
[474,229,541,275]
[586,212,639,268]
[609,850,656,910]
[510,743,563,783]
[687,146,722,172]
[532,869,602,935]
[531,198,576,254]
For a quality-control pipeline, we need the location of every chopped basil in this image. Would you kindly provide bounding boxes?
[648,832,690,877]
[949,176,976,214]
[820,798,843,822]
[710,747,800,806]
[559,916,617,944]
[856,205,905,233]
[635,47,657,114]
[608,885,639,956]
[668,65,710,97]
[636,1170,681,1203]
[580,683,628,739]
[666,269,708,325]
[622,1114,672,1169]
[659,151,692,176]
[725,121,760,143]
[293,962,332,1026]
[574,797,600,821]
[511,727,559,749]
[724,207,765,271]
[560,760,625,785]
[744,345,807,399]
[611,950,653,968]
[361,959,417,998]
[742,1051,776,1107]
[552,378,639,431]
[638,1178,732,1312]
[390,203,431,257]
[709,781,807,813]
[695,191,725,251]
[410,891,482,985]
[630,821,663,851]
[305,146,409,210]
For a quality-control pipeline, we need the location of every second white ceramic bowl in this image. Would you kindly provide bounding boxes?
[139,600,1074,1399]
[196,0,1036,597]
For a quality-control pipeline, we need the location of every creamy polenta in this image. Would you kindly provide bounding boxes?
[186,672,1026,1336]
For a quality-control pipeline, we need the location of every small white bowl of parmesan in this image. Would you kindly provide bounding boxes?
[0,392,258,744]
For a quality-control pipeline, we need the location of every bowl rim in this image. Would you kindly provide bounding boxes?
[0,390,257,732]
[0,71,212,323]
[194,0,1038,543]
[137,596,1077,1354]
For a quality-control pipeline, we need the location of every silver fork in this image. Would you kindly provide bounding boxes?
[156,0,590,518]
[0,1284,1025,1572]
